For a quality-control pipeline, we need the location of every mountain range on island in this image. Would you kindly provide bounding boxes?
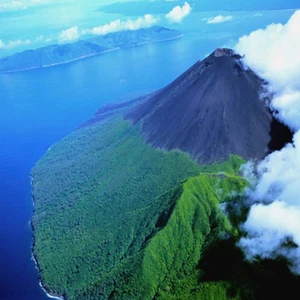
[0,26,182,73]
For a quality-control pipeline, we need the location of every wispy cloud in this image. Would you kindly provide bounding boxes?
[0,38,31,49]
[0,1,27,11]
[58,14,159,43]
[165,2,192,24]
[206,15,233,24]
[0,0,73,12]
[235,10,300,274]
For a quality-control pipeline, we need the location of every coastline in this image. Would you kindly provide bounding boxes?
[30,176,65,300]
[135,33,184,47]
[0,47,120,74]
[26,32,184,300]
[0,34,183,74]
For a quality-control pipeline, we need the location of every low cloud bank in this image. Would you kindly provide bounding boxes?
[84,14,158,36]
[165,2,191,23]
[59,2,193,43]
[58,14,158,43]
[234,10,300,273]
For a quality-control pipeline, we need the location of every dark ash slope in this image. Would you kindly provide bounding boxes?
[126,48,283,164]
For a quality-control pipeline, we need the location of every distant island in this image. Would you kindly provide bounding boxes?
[0,26,182,73]
[31,49,297,299]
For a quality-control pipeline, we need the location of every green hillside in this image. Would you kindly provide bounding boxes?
[32,115,248,299]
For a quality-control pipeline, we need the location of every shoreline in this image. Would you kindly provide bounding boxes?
[31,251,64,300]
[0,47,120,74]
[26,32,184,300]
[0,34,183,74]
[30,176,65,300]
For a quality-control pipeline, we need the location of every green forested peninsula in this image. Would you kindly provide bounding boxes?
[31,115,247,299]
[32,114,300,299]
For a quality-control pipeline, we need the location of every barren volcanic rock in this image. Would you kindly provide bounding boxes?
[126,48,289,164]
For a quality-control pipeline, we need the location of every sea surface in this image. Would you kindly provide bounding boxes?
[0,9,296,300]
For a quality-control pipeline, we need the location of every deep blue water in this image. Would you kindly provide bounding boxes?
[0,36,221,300]
[0,9,296,300]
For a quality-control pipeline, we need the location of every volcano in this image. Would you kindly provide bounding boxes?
[126,48,292,163]
[31,48,295,300]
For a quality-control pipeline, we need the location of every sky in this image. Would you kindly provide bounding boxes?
[0,1,191,56]
[1,0,300,57]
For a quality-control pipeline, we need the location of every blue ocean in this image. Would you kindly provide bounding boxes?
[0,5,297,299]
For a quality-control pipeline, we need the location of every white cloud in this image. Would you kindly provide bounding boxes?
[58,26,80,43]
[0,38,31,49]
[239,133,300,271]
[235,10,300,273]
[57,14,159,43]
[206,15,233,24]
[240,200,300,273]
[235,9,300,131]
[165,2,191,24]
[85,14,158,36]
